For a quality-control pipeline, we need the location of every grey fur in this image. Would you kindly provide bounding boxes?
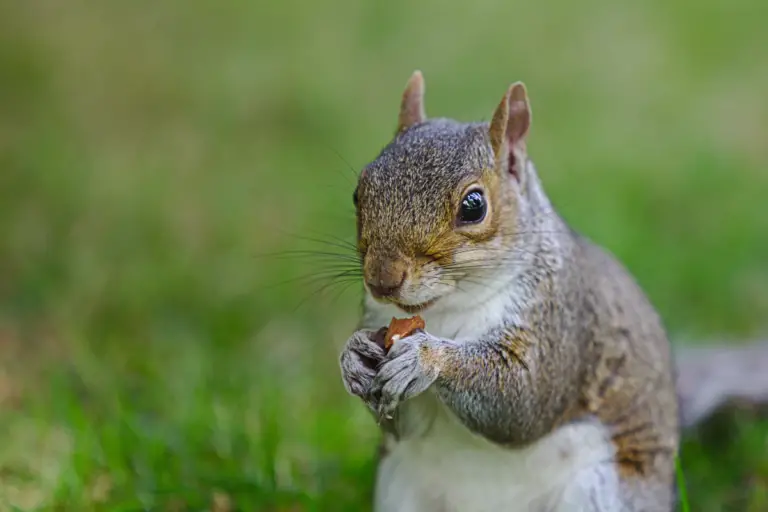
[356,120,495,254]
[349,111,679,509]
[370,331,443,418]
[339,78,768,512]
[339,329,385,402]
[675,341,768,428]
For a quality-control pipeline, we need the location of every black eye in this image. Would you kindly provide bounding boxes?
[458,190,487,224]
[353,189,359,207]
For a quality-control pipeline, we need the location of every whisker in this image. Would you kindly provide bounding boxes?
[442,256,529,272]
[291,274,363,313]
[448,244,542,260]
[442,260,521,272]
[446,244,536,259]
[317,231,359,253]
[297,227,359,250]
[253,249,361,263]
[321,143,361,183]
[328,279,363,306]
[281,232,359,255]
[260,267,362,291]
[444,276,497,292]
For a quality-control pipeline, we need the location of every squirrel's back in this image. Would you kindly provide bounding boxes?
[573,235,680,500]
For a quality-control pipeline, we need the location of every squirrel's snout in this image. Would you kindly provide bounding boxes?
[366,269,406,299]
[364,256,408,300]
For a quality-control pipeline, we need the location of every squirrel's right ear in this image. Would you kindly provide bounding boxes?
[489,82,531,181]
[397,70,427,134]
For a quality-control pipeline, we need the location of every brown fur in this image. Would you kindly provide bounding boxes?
[354,75,680,506]
[576,238,678,490]
[341,71,768,511]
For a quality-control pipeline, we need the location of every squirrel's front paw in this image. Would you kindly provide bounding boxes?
[339,329,386,403]
[370,331,442,419]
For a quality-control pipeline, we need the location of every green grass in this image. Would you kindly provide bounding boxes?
[676,457,691,512]
[1,0,767,510]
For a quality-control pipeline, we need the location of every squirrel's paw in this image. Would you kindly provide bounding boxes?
[370,331,442,420]
[339,329,386,403]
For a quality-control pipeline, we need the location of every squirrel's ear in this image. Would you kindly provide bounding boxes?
[489,82,531,180]
[397,70,427,134]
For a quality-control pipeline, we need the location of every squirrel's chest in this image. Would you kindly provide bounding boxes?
[376,403,620,512]
[365,301,621,511]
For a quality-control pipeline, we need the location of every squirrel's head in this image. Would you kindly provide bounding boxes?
[355,71,535,314]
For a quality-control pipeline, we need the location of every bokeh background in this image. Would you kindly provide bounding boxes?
[1,1,767,510]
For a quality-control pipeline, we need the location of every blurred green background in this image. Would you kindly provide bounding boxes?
[1,0,767,510]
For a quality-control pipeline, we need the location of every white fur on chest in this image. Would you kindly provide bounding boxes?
[364,297,621,511]
[375,414,620,512]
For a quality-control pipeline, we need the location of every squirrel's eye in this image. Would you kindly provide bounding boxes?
[353,189,359,207]
[458,190,487,224]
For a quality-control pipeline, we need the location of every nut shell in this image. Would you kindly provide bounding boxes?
[383,315,426,351]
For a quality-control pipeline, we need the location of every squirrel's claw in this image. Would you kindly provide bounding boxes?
[370,332,441,420]
[339,330,386,400]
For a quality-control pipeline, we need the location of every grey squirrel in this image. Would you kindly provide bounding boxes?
[339,71,768,511]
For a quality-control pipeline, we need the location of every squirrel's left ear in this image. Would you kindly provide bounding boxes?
[489,82,531,181]
[397,70,427,134]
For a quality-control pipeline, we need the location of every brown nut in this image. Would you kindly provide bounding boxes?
[383,315,426,352]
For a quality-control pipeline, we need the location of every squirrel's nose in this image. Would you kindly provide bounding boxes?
[366,269,407,299]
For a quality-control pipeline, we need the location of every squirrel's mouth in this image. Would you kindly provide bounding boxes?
[394,298,438,314]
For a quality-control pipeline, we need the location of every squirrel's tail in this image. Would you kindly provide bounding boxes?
[674,340,768,429]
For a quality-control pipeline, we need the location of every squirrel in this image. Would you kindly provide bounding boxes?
[339,70,768,512]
